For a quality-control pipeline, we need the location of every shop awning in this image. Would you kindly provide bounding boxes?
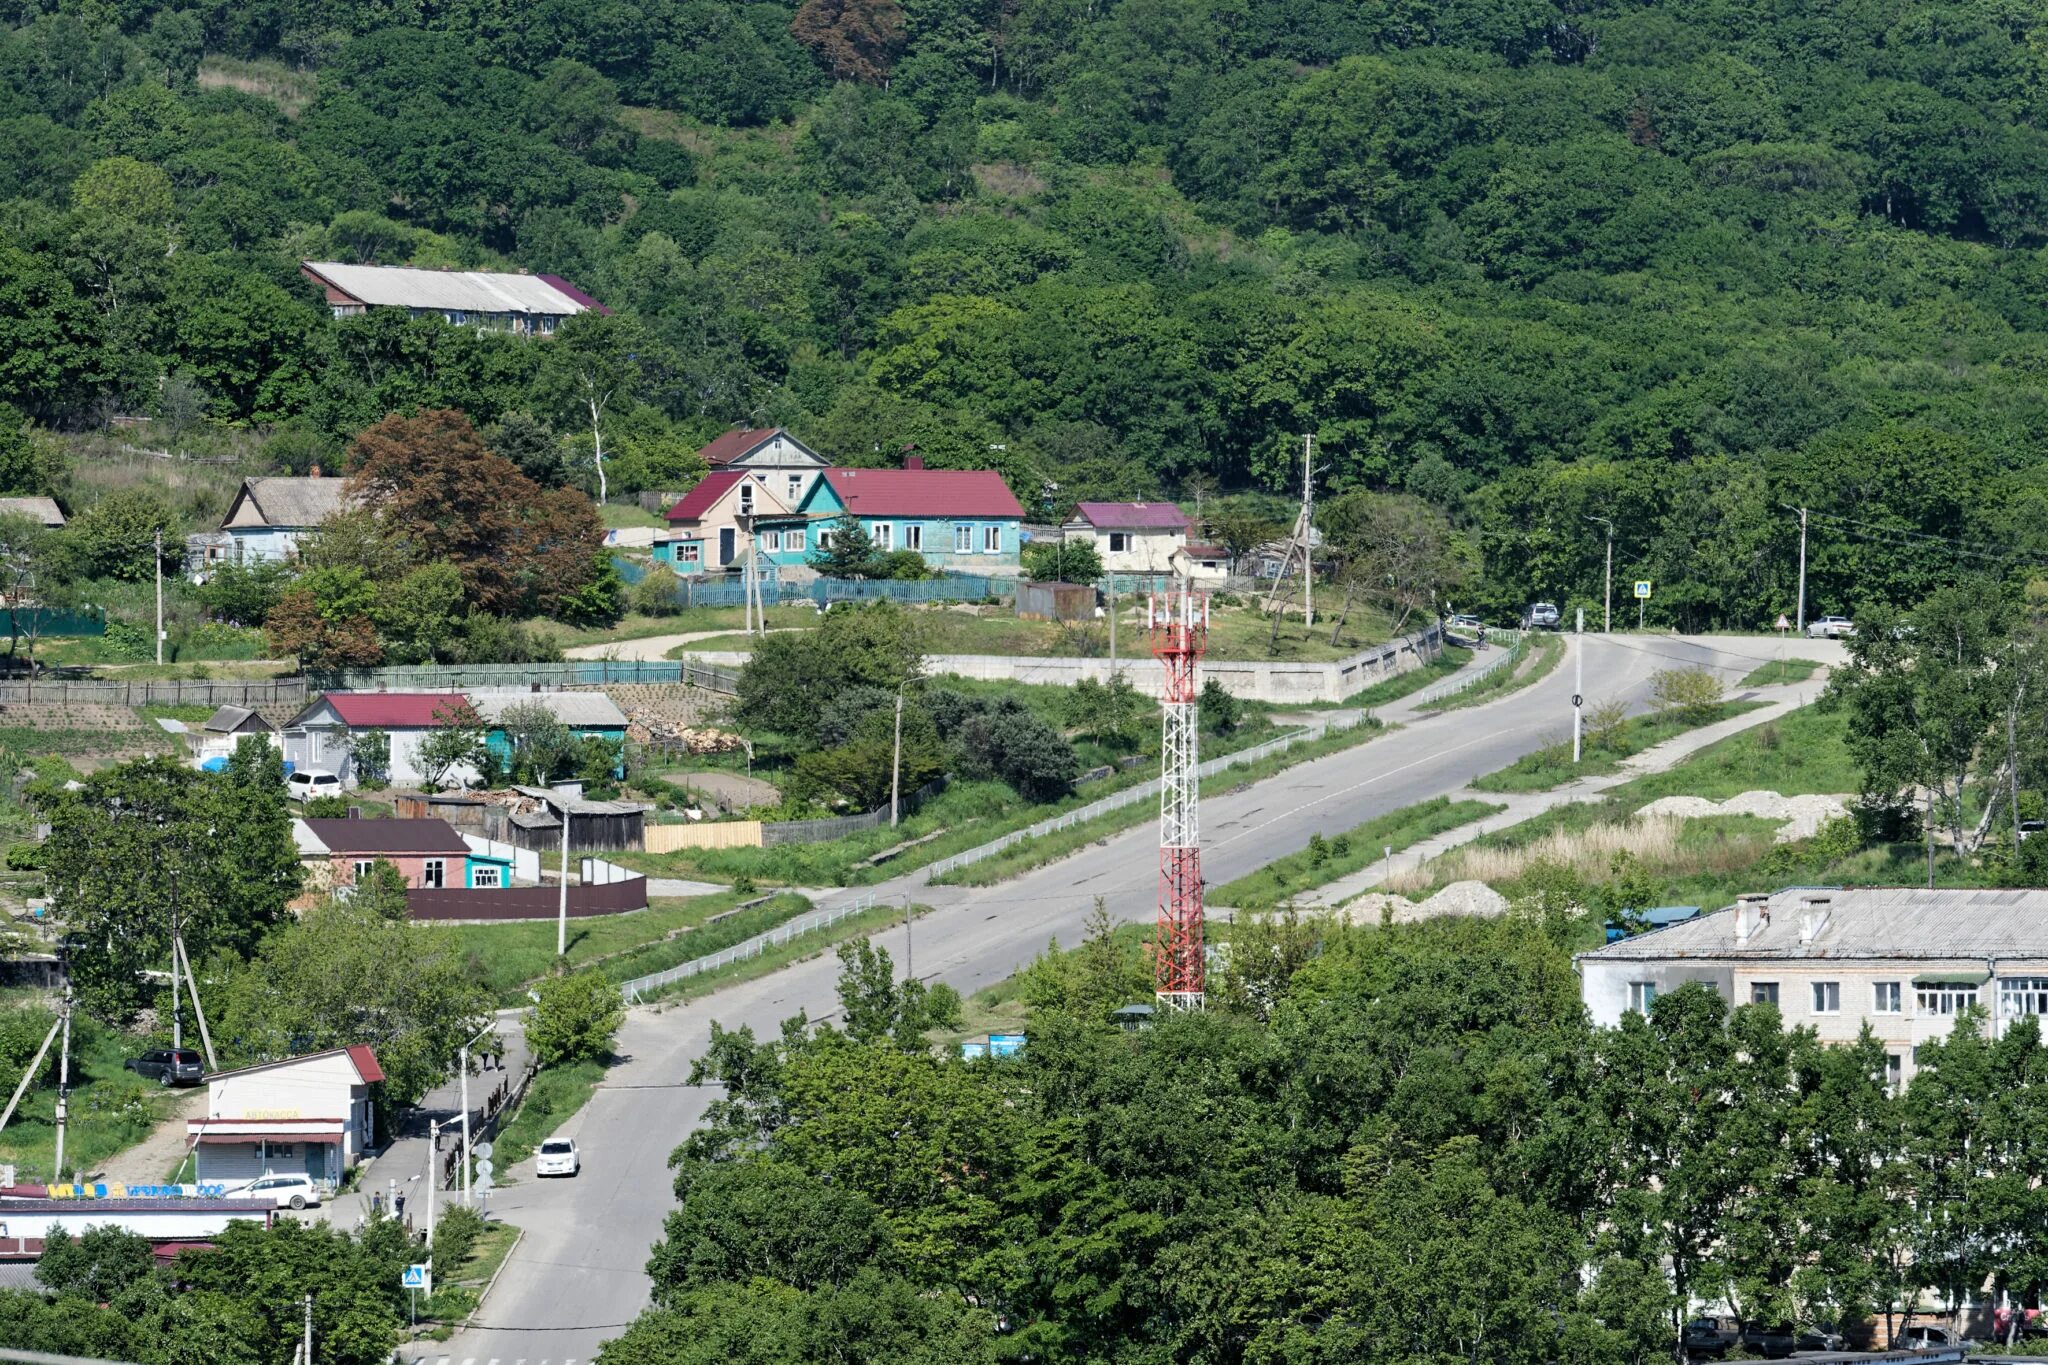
[194,1132,338,1145]
[1912,970,1991,986]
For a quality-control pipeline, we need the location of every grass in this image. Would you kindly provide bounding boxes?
[1740,657,1825,687]
[197,54,318,117]
[1417,631,1565,712]
[488,1060,605,1173]
[599,503,667,529]
[418,1220,520,1331]
[443,892,811,1004]
[533,604,816,651]
[1470,701,1765,793]
[1208,796,1506,910]
[0,1015,184,1184]
[639,900,928,1005]
[0,725,172,759]
[1346,645,1473,706]
[932,718,1385,886]
[1606,703,1858,804]
[135,703,216,725]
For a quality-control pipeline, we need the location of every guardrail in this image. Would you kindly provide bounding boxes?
[922,713,1374,882]
[1412,630,1525,706]
[619,892,880,1002]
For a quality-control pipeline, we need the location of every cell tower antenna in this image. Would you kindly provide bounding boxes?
[1150,581,1209,1010]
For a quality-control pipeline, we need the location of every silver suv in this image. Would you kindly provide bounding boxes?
[1525,602,1562,630]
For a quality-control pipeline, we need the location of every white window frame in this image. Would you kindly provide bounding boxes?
[873,522,893,551]
[1627,981,1656,1014]
[904,524,922,551]
[818,528,835,550]
[422,858,445,890]
[1885,1052,1904,1092]
[472,864,502,889]
[1917,983,1979,1015]
[1750,982,1779,1006]
[352,859,375,882]
[1811,981,1841,1015]
[2000,977,2048,1016]
[983,525,1002,553]
[678,542,701,564]
[763,530,782,553]
[737,484,755,516]
[788,529,806,553]
[1873,981,1903,1014]
[1109,531,1129,553]
[955,523,973,553]
[787,474,803,502]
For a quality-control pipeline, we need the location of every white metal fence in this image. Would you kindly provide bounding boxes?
[1413,630,1525,707]
[619,893,881,1002]
[922,713,1373,882]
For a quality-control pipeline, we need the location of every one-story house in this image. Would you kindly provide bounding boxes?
[185,1046,384,1191]
[301,261,607,335]
[651,471,797,575]
[1062,502,1191,574]
[759,460,1024,573]
[0,497,64,528]
[281,692,473,788]
[217,475,352,567]
[696,427,832,509]
[188,705,278,770]
[292,816,510,894]
[471,692,629,777]
[1171,542,1232,582]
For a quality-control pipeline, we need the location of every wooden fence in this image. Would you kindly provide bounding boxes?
[0,677,309,707]
[646,821,764,852]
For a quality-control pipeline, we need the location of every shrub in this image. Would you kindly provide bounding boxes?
[527,969,625,1068]
[1649,665,1724,722]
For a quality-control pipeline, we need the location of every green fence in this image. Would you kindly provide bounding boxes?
[0,607,104,637]
[307,659,740,694]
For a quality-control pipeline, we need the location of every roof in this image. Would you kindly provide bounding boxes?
[222,477,351,531]
[665,471,745,523]
[1178,542,1229,560]
[509,785,649,817]
[294,693,469,729]
[0,496,63,527]
[470,693,628,728]
[817,469,1023,519]
[204,705,273,734]
[200,1045,385,1086]
[298,817,472,857]
[698,428,782,466]
[1580,887,2048,963]
[1071,501,1191,532]
[302,262,600,317]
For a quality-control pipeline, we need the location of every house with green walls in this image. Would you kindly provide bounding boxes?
[754,462,1026,573]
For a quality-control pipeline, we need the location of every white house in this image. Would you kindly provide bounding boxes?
[1063,502,1191,574]
[218,475,352,566]
[186,1046,383,1191]
[282,692,473,788]
[1577,886,2048,1087]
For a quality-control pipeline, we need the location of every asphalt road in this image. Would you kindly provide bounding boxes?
[432,632,1844,1365]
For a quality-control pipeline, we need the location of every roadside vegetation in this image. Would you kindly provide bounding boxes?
[1416,630,1564,713]
[1471,701,1764,793]
[1740,657,1825,687]
[1208,796,1504,911]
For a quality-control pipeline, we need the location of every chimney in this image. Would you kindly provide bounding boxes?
[904,454,924,471]
[1799,894,1833,945]
[308,464,321,479]
[1734,893,1769,944]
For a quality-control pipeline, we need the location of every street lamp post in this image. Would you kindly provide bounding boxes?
[457,1020,494,1208]
[1583,516,1614,633]
[555,789,573,958]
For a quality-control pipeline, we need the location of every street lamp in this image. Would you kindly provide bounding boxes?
[1583,516,1614,633]
[457,1019,495,1208]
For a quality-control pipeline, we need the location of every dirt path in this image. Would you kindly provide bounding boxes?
[97,1087,208,1185]
[563,628,801,661]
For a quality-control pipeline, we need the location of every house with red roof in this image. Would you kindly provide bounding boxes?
[1062,501,1193,574]
[758,459,1025,573]
[186,1046,385,1191]
[693,427,831,507]
[281,693,474,788]
[652,470,799,574]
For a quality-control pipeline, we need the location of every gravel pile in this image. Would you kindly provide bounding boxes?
[1343,879,1510,925]
[1636,789,1850,842]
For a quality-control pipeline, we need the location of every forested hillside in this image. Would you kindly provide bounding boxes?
[4,0,2048,623]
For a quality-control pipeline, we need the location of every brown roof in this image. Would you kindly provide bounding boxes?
[300,817,470,856]
[222,477,351,530]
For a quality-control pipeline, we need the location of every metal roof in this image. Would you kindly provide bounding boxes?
[293,693,468,729]
[1070,501,1191,531]
[1580,887,2048,963]
[0,496,63,526]
[298,816,472,857]
[819,468,1024,519]
[304,261,595,316]
[471,692,628,728]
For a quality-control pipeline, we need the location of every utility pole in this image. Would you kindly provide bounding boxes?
[1783,504,1809,633]
[1107,573,1117,675]
[889,684,904,829]
[426,1118,439,1250]
[53,983,69,1179]
[1584,516,1614,632]
[903,894,913,983]
[303,1292,313,1365]
[1572,608,1584,764]
[153,527,163,665]
[1302,435,1315,631]
[556,792,572,958]
[168,901,181,1053]
[175,935,218,1071]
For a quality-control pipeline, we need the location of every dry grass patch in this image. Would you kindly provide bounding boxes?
[1385,814,1689,892]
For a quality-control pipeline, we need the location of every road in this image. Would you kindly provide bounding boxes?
[430,632,1843,1365]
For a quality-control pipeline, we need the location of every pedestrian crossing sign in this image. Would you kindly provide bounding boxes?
[1633,580,1652,599]
[403,1264,431,1291]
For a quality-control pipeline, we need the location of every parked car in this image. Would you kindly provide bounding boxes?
[1795,1325,1847,1352]
[1896,1324,1962,1352]
[1525,601,1562,630]
[1805,614,1855,639]
[234,1173,322,1210]
[535,1137,581,1178]
[1738,1322,1797,1358]
[125,1047,204,1087]
[285,769,343,802]
[1682,1316,1739,1359]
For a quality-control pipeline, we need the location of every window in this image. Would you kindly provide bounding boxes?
[1627,981,1657,1014]
[1811,981,1841,1014]
[1886,1053,1904,1092]
[763,530,782,553]
[788,529,805,553]
[787,474,803,502]
[818,528,834,549]
[2001,977,2048,1016]
[1751,982,1779,1006]
[984,525,1002,553]
[738,483,756,515]
[1109,532,1129,553]
[679,543,701,564]
[1874,981,1903,1013]
[873,522,893,551]
[422,859,445,889]
[352,860,375,882]
[473,865,502,889]
[955,523,974,553]
[1917,982,1980,1015]
[904,524,922,551]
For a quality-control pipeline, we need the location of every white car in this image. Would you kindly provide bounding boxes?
[1805,614,1855,639]
[285,769,343,802]
[234,1173,322,1210]
[535,1138,581,1178]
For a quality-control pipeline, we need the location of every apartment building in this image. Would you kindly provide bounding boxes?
[1577,886,2048,1085]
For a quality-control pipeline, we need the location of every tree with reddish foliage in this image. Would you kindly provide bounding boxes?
[790,0,905,85]
[345,409,606,621]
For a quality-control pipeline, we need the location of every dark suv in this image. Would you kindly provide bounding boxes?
[1738,1323,1797,1359]
[1682,1317,1738,1359]
[126,1048,204,1086]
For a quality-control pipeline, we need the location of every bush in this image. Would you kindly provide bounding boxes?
[1021,538,1104,584]
[628,564,685,616]
[431,1203,485,1272]
[527,969,625,1068]
[1200,677,1243,736]
[1649,666,1724,722]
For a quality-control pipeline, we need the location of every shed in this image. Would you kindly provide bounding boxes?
[509,785,649,854]
[1015,579,1097,622]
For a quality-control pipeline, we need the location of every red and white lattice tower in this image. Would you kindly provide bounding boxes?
[1149,585,1209,1010]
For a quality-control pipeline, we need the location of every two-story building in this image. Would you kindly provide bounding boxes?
[185,1046,384,1191]
[1062,502,1191,574]
[696,427,832,508]
[1577,886,2048,1087]
[762,462,1024,573]
[651,471,796,574]
[292,816,509,896]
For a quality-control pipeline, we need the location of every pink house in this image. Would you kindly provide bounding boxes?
[291,817,508,900]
